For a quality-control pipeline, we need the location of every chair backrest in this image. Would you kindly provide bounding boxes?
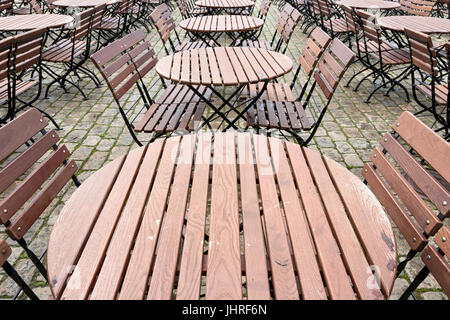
[73,7,96,42]
[0,0,12,12]
[259,0,272,17]
[299,27,331,78]
[362,111,450,255]
[12,28,45,76]
[408,0,436,16]
[175,0,189,18]
[92,3,107,31]
[400,0,411,11]
[317,0,333,17]
[0,108,78,241]
[90,29,158,102]
[405,28,438,77]
[27,0,42,13]
[150,3,176,46]
[313,37,355,100]
[0,36,13,91]
[422,227,450,295]
[275,3,301,48]
[342,4,358,34]
[357,9,383,49]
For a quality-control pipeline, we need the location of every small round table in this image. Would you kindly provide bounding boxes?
[336,0,400,10]
[0,14,74,32]
[47,132,397,300]
[156,46,293,130]
[378,16,450,34]
[195,0,255,14]
[179,15,263,46]
[51,0,119,8]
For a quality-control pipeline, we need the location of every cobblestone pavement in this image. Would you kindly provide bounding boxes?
[0,2,448,300]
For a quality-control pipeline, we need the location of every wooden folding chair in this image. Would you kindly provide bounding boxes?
[404,28,448,139]
[90,29,211,146]
[0,0,13,15]
[0,36,13,124]
[0,240,39,299]
[42,6,102,100]
[399,226,449,299]
[362,111,449,290]
[312,0,353,44]
[352,10,411,103]
[150,3,214,55]
[174,0,207,18]
[246,37,355,146]
[407,0,437,16]
[240,3,301,53]
[0,108,80,297]
[12,0,42,14]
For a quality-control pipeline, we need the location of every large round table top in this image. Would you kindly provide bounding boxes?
[179,15,264,33]
[195,0,255,8]
[336,0,400,9]
[47,132,396,300]
[378,15,450,33]
[52,0,119,8]
[0,14,74,31]
[156,47,293,86]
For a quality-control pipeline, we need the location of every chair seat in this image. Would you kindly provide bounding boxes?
[134,84,212,133]
[98,16,122,30]
[243,82,296,102]
[0,79,37,104]
[239,39,273,50]
[42,39,87,62]
[416,83,448,105]
[12,6,31,14]
[358,40,410,65]
[323,18,351,33]
[246,99,312,131]
[175,40,215,52]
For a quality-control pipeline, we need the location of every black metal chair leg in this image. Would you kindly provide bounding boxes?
[2,262,39,300]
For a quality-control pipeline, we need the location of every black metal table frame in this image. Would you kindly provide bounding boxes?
[185,27,260,47]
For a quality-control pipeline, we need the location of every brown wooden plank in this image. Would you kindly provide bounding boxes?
[434,227,450,257]
[252,134,299,300]
[47,156,125,298]
[236,133,270,300]
[214,47,238,85]
[324,157,397,297]
[421,245,450,295]
[370,148,442,236]
[393,111,450,183]
[112,138,181,300]
[147,135,196,299]
[285,143,356,299]
[269,139,328,299]
[205,132,242,300]
[0,240,11,267]
[176,133,212,300]
[61,144,159,299]
[303,148,384,300]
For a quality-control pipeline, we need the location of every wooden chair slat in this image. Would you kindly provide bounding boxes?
[421,245,450,295]
[0,129,59,196]
[6,159,77,241]
[0,145,70,223]
[0,109,47,162]
[0,240,11,267]
[370,148,442,235]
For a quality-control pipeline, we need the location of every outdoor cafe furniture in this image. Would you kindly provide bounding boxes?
[179,15,264,46]
[47,131,397,300]
[378,15,450,34]
[240,3,301,53]
[0,13,73,33]
[335,0,400,11]
[90,29,212,146]
[362,111,450,299]
[150,3,215,54]
[0,108,80,300]
[195,0,255,15]
[51,0,119,8]
[155,46,293,131]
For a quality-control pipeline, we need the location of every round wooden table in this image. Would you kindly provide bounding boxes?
[156,46,293,130]
[0,14,74,31]
[378,16,450,33]
[47,132,397,300]
[336,0,400,10]
[195,0,255,14]
[179,15,263,46]
[51,0,119,8]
